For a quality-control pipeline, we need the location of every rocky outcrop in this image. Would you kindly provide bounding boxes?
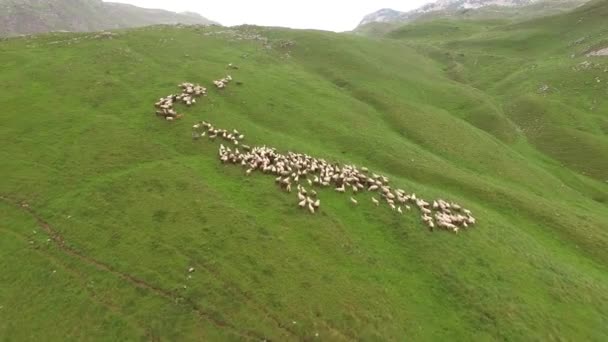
[587,47,608,57]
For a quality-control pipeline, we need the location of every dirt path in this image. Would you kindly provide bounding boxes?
[0,226,139,330]
[0,195,267,341]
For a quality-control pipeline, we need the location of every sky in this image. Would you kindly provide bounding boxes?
[105,0,432,32]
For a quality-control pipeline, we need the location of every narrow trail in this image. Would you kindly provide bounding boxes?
[0,226,140,331]
[155,239,297,338]
[193,258,298,337]
[0,195,267,341]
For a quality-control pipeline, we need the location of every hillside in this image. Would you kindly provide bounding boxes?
[0,0,216,37]
[1,2,608,341]
[356,0,587,31]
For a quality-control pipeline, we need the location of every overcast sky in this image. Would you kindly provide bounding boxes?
[105,0,432,32]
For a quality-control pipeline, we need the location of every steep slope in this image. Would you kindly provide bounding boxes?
[385,0,608,182]
[356,0,587,32]
[0,0,216,37]
[1,9,607,342]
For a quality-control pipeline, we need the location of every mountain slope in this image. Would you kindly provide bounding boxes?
[384,0,608,182]
[0,0,217,37]
[356,0,587,31]
[1,3,607,341]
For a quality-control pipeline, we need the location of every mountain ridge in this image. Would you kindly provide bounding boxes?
[0,0,218,37]
[357,0,587,30]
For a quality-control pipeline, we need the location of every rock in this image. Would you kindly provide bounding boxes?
[96,31,117,39]
[574,60,593,71]
[586,47,608,57]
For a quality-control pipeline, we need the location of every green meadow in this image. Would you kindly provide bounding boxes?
[1,1,607,340]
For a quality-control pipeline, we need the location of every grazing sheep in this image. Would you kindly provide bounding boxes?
[156,82,207,121]
[308,203,315,214]
[208,123,477,232]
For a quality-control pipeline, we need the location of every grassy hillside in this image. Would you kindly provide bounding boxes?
[1,5,607,341]
[386,0,608,183]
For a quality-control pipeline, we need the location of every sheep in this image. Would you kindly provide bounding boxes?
[154,82,207,121]
[308,203,315,214]
[208,129,477,232]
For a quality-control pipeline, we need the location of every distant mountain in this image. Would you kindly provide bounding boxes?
[356,0,587,30]
[0,0,218,37]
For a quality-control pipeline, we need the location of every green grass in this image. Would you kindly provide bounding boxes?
[1,3,608,340]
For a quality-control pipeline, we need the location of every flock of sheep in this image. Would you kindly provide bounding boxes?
[192,121,247,148]
[154,76,233,121]
[192,122,477,233]
[154,82,207,121]
[213,75,233,89]
[153,73,477,233]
